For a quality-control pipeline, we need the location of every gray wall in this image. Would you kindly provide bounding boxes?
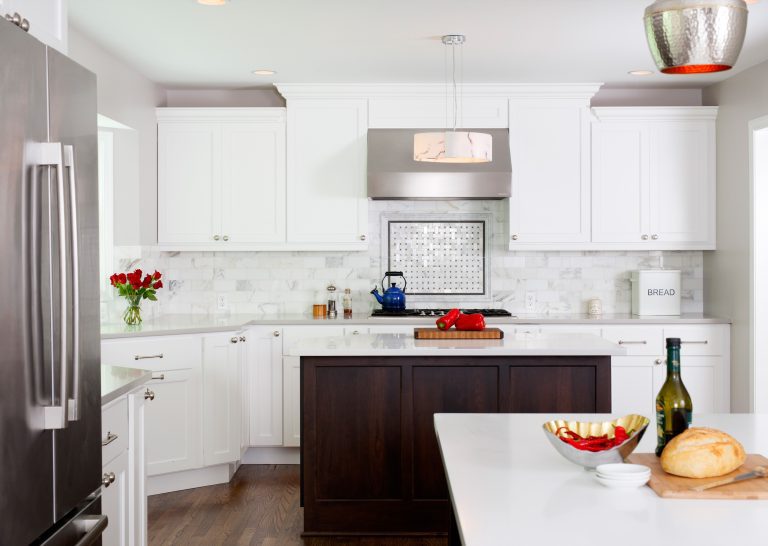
[703,59,768,412]
[68,26,164,245]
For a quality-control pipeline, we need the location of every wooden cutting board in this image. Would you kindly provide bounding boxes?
[413,327,504,339]
[627,453,768,499]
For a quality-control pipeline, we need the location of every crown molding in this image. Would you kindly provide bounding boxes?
[591,106,718,121]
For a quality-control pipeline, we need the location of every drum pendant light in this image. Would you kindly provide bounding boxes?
[644,0,748,74]
[414,35,492,163]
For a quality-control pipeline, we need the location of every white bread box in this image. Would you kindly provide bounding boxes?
[631,269,681,316]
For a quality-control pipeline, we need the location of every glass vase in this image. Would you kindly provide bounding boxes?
[123,296,142,326]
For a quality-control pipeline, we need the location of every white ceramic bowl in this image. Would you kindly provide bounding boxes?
[595,474,650,489]
[596,463,651,478]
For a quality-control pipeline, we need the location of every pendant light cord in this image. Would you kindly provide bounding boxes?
[451,43,457,132]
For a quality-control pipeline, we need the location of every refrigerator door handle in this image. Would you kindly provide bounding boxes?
[33,142,69,430]
[64,145,81,421]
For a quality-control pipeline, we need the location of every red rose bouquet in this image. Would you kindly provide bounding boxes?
[110,269,163,325]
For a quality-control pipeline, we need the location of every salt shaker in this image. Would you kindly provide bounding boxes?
[327,284,338,319]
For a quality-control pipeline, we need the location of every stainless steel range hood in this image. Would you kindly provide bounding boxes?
[367,128,511,200]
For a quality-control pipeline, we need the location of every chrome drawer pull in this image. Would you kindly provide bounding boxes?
[101,431,118,447]
[152,373,165,380]
[681,340,708,344]
[618,340,647,345]
[135,353,163,360]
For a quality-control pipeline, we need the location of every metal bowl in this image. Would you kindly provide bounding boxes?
[542,414,650,469]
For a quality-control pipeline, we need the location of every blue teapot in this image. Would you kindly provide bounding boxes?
[370,271,407,310]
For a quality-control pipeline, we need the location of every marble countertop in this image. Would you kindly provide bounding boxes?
[101,365,153,405]
[285,333,626,356]
[435,413,768,546]
[101,312,731,339]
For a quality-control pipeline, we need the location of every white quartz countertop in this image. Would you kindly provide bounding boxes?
[434,413,768,546]
[285,333,626,356]
[101,365,152,405]
[101,312,730,339]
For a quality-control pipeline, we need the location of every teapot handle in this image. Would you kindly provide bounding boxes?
[383,271,406,292]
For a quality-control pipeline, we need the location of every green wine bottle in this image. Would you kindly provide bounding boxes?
[655,337,693,456]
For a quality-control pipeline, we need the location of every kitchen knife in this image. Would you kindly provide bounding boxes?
[690,466,767,492]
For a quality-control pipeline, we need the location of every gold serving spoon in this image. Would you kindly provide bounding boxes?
[690,466,767,492]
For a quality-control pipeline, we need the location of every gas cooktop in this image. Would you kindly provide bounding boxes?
[370,308,514,318]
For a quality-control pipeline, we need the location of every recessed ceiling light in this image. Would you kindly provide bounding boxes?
[628,70,654,76]
[197,0,227,5]
[252,69,276,76]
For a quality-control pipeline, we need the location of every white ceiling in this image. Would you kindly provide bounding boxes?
[69,0,768,89]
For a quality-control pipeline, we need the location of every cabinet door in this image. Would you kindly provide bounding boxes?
[247,328,284,446]
[157,122,220,244]
[145,369,203,476]
[286,99,368,245]
[508,102,590,245]
[612,356,659,418]
[6,0,68,53]
[648,121,715,247]
[102,449,129,546]
[283,356,301,447]
[653,356,719,414]
[591,122,649,243]
[221,122,286,243]
[202,334,241,465]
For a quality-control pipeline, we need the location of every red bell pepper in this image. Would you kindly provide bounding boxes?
[436,308,462,330]
[455,313,486,331]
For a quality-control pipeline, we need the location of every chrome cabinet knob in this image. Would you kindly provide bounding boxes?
[144,388,155,401]
[213,235,220,241]
[359,234,366,241]
[223,235,229,241]
[273,330,280,337]
[651,234,659,240]
[239,336,246,342]
[655,358,664,365]
[511,234,519,241]
[230,336,238,344]
[641,234,649,240]
[102,472,116,487]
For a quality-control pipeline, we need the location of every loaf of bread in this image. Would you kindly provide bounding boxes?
[660,427,746,478]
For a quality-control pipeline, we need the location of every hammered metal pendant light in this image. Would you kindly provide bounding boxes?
[414,35,492,163]
[644,0,749,74]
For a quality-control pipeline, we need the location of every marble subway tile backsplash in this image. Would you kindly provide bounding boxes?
[103,201,703,321]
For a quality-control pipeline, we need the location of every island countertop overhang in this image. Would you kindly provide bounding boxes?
[285,332,627,357]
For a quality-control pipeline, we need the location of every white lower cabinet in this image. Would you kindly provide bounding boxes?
[246,327,284,446]
[145,368,203,476]
[202,333,241,465]
[101,383,150,546]
[283,356,301,448]
[102,449,129,546]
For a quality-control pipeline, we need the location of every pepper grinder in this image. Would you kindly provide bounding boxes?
[327,284,338,319]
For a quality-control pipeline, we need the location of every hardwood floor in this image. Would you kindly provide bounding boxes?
[148,465,448,546]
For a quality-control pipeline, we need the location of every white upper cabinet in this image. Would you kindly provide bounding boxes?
[591,107,717,250]
[508,99,591,247]
[157,108,286,250]
[3,0,68,53]
[285,98,368,247]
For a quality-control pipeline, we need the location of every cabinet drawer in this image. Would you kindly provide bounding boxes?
[101,396,129,466]
[662,326,722,356]
[101,335,202,371]
[601,327,663,355]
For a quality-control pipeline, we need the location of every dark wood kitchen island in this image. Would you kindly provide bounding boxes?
[286,333,624,537]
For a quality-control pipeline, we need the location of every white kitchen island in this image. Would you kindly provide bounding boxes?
[435,413,768,546]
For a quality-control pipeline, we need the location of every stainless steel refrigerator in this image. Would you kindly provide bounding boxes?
[0,18,105,546]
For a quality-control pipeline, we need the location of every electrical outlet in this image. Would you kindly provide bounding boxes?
[217,295,228,310]
[525,292,536,312]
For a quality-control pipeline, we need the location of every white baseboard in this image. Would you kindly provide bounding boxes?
[241,446,300,464]
[147,463,235,496]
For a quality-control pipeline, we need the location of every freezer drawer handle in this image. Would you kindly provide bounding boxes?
[101,431,119,446]
[617,340,647,345]
[135,353,164,360]
[681,340,708,345]
[73,514,108,546]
